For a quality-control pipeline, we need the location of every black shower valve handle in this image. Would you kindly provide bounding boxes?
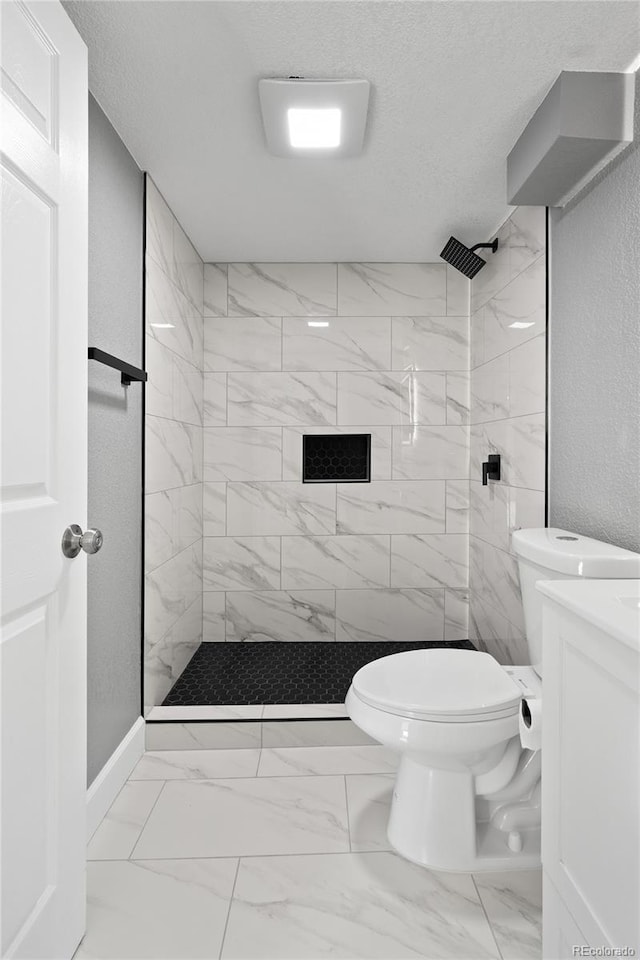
[482,454,501,486]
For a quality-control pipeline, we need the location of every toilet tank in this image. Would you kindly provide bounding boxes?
[512,528,640,675]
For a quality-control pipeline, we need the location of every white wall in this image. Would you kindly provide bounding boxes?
[469,207,547,664]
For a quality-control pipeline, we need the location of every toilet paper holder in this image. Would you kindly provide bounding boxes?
[519,697,542,751]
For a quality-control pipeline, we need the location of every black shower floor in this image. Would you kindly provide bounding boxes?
[162,640,475,707]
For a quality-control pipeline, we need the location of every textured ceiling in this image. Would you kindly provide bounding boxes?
[64,1,640,262]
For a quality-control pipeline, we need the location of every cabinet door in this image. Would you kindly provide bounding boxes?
[542,602,639,950]
[543,872,589,960]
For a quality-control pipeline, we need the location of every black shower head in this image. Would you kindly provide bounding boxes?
[439,236,499,279]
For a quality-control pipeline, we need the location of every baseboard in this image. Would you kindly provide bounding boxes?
[86,716,145,840]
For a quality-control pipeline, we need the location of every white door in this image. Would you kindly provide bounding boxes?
[0,2,88,957]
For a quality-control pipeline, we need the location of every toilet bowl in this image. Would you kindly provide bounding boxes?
[346,528,640,873]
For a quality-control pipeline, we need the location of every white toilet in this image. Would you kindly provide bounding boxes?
[346,528,640,873]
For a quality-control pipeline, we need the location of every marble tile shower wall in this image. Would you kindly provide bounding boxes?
[201,261,471,644]
[144,179,204,709]
[469,206,547,664]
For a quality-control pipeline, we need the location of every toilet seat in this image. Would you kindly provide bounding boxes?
[351,648,523,723]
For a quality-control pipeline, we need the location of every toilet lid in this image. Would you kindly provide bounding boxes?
[351,649,522,720]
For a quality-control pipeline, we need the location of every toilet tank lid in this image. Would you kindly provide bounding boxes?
[512,528,640,578]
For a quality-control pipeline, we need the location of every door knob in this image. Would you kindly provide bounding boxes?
[61,524,104,558]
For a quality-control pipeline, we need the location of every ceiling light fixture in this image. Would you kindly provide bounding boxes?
[288,108,341,149]
[259,78,370,158]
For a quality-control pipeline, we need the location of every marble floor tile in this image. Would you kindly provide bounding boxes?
[132,776,350,859]
[147,705,263,722]
[257,745,396,778]
[474,870,542,960]
[130,749,260,780]
[262,703,347,720]
[261,720,375,748]
[87,781,164,861]
[222,851,499,959]
[75,858,237,959]
[345,774,394,851]
[144,721,262,751]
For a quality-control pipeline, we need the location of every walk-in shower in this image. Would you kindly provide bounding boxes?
[143,175,548,724]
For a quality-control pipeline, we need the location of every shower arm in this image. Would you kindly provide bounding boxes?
[470,239,499,254]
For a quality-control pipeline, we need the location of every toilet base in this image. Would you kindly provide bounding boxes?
[387,755,541,873]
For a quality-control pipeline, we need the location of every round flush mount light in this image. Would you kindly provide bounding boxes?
[258,78,370,158]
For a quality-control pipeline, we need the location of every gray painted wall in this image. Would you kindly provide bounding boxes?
[549,71,640,552]
[87,95,144,784]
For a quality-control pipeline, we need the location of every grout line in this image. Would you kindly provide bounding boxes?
[129,848,380,864]
[127,780,168,860]
[218,857,241,959]
[472,875,505,960]
[343,774,353,852]
[280,316,284,372]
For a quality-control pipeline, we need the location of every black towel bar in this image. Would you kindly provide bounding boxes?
[88,347,147,386]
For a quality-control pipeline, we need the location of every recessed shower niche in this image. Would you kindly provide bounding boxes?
[143,176,547,724]
[303,434,371,483]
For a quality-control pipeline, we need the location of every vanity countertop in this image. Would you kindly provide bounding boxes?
[536,578,640,652]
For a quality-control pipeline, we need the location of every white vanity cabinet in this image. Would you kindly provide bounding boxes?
[537,580,640,959]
